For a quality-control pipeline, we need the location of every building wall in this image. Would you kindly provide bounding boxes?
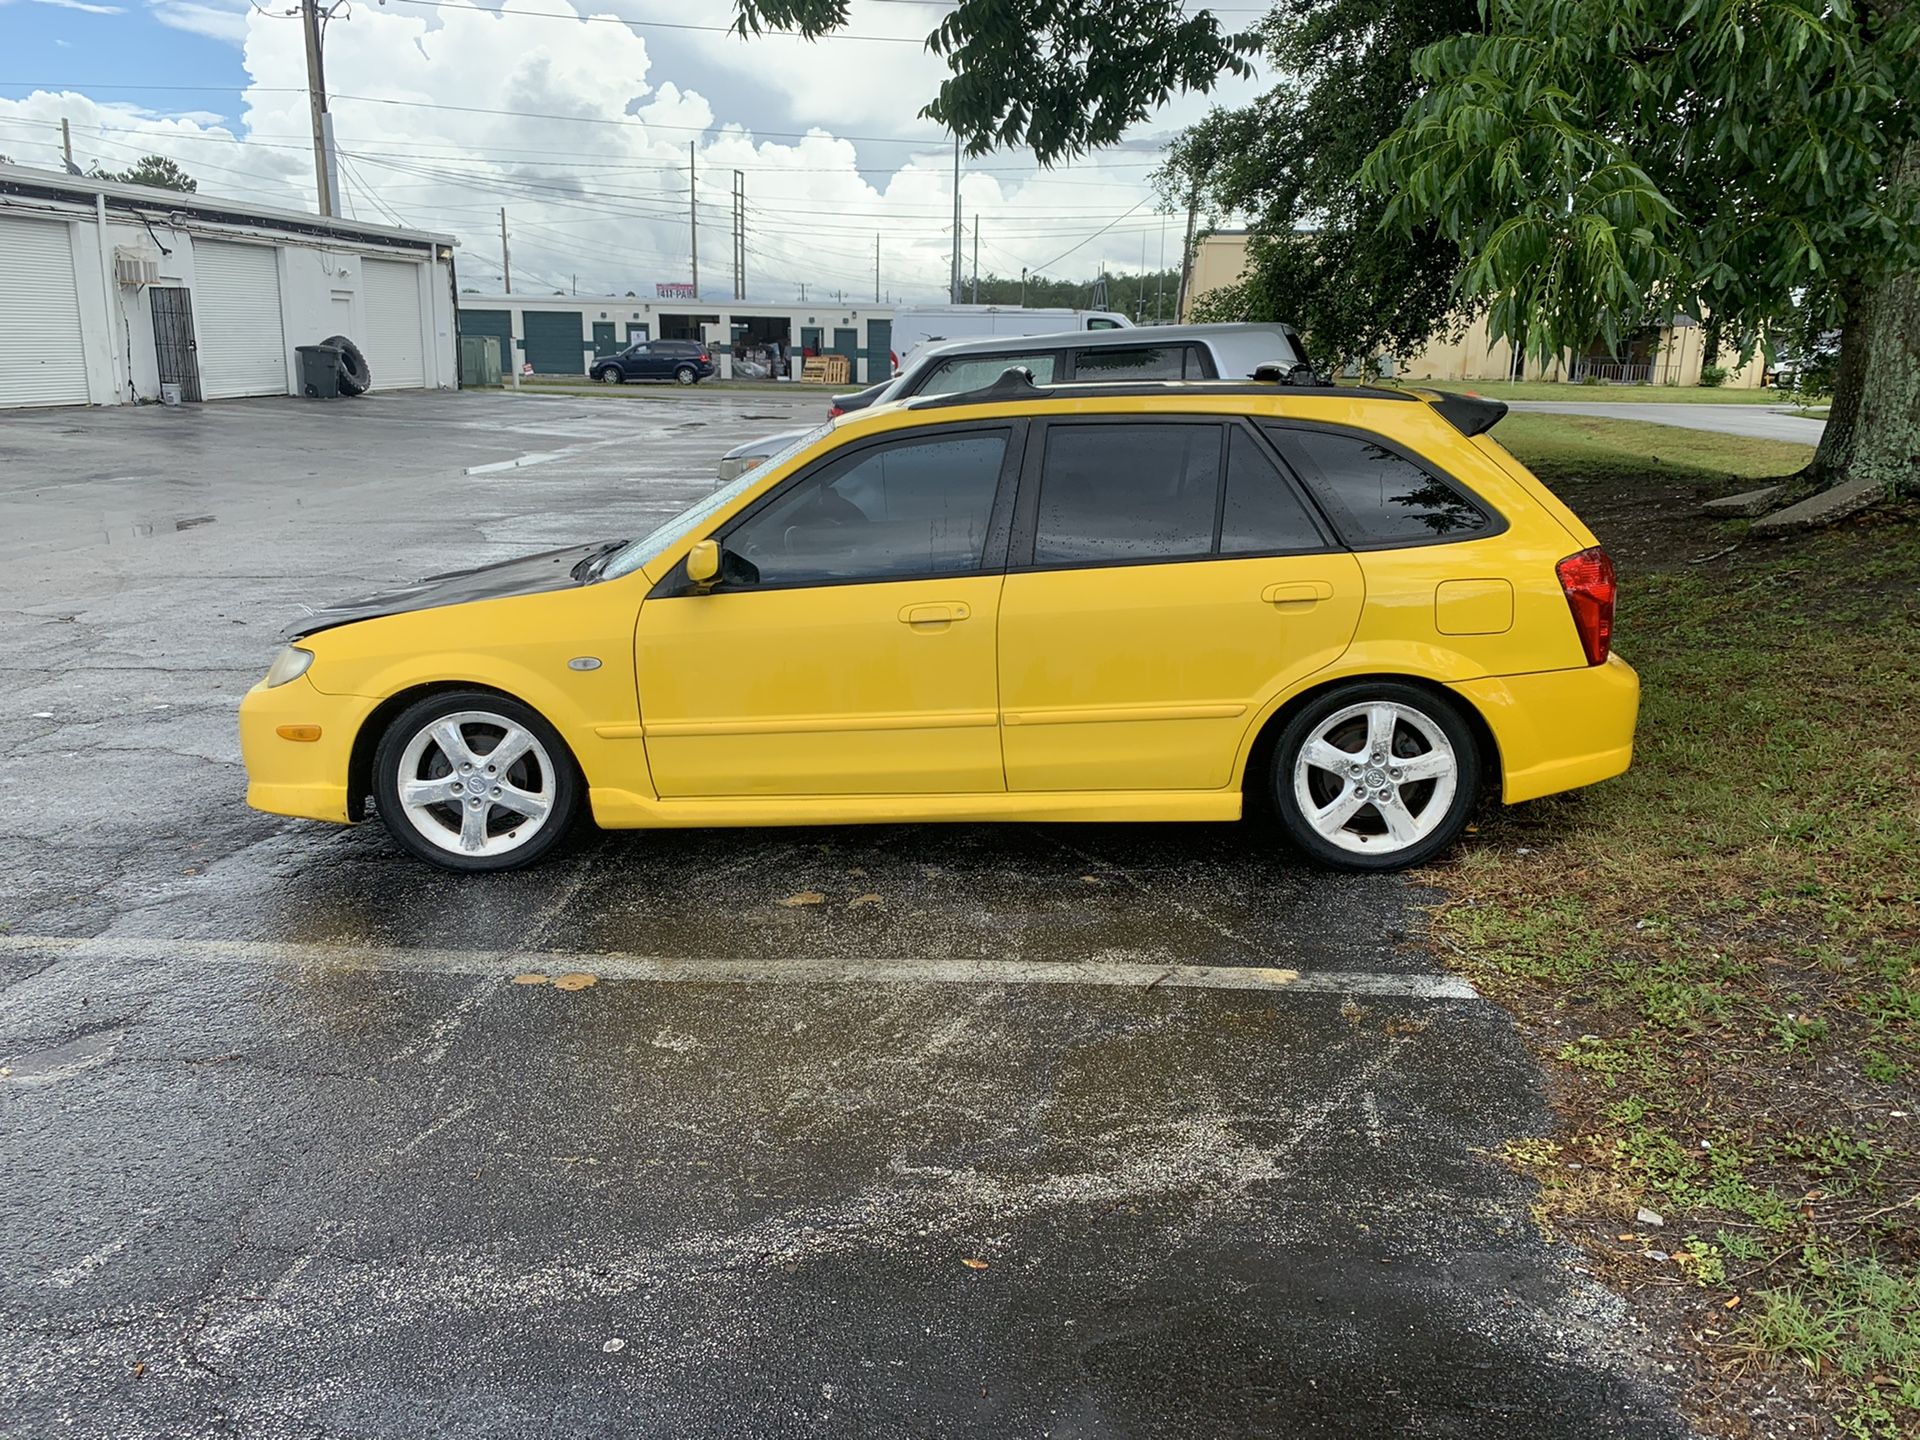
[1182,230,1768,389]
[459,295,894,382]
[0,167,457,408]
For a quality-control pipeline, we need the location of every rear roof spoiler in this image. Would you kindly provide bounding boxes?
[1429,391,1508,437]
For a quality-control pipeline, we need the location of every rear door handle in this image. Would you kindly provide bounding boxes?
[1262,581,1334,606]
[899,602,971,626]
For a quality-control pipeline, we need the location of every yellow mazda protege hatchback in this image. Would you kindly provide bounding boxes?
[240,368,1638,873]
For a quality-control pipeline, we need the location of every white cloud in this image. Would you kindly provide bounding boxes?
[24,0,127,12]
[6,0,1262,301]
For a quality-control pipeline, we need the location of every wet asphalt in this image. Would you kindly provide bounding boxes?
[0,390,1687,1438]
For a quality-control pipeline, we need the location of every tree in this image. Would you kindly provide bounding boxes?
[732,1,1257,160]
[1361,0,1920,496]
[1157,0,1482,368]
[89,154,198,193]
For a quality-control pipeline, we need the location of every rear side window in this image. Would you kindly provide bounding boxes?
[1220,428,1324,554]
[918,352,1060,396]
[1266,426,1490,546]
[1034,424,1221,564]
[1071,345,1208,381]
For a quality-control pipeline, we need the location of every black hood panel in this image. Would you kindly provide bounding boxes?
[286,541,612,640]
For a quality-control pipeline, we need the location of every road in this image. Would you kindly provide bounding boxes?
[1506,398,1825,445]
[0,389,1686,1438]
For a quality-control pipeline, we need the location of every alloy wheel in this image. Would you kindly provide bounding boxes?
[1291,700,1459,857]
[394,709,557,858]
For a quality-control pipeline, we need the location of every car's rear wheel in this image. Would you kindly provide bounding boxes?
[595,366,622,385]
[674,364,697,386]
[1270,682,1480,871]
[372,691,579,872]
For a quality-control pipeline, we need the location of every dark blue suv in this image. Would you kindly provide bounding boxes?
[592,339,716,386]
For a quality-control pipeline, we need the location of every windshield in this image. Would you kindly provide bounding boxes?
[600,422,832,580]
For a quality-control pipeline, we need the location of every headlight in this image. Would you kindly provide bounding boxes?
[264,646,315,687]
[715,454,768,482]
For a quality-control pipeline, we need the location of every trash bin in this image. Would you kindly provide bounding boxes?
[296,344,344,399]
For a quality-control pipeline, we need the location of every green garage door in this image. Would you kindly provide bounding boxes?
[522,310,587,375]
[460,309,513,382]
[864,319,893,379]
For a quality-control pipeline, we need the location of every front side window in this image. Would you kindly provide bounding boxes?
[1086,318,1124,330]
[726,431,1008,586]
[1033,423,1221,565]
[917,353,1059,397]
[1266,426,1489,546]
[1071,345,1203,381]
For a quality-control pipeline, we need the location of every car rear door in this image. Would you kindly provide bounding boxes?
[996,417,1365,792]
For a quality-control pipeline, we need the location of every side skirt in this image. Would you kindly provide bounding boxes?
[587,789,1244,829]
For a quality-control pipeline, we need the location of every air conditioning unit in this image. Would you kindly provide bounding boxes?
[115,248,160,288]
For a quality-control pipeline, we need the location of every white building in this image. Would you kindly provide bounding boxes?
[0,163,459,409]
[455,293,897,384]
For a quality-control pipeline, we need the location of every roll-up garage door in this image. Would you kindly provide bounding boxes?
[194,239,287,398]
[362,258,426,389]
[0,215,90,408]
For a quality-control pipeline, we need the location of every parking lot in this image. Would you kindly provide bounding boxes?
[0,390,1684,1438]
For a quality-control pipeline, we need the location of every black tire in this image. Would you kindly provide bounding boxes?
[372,690,581,872]
[1269,681,1481,872]
[674,364,698,386]
[324,334,371,396]
[595,366,624,385]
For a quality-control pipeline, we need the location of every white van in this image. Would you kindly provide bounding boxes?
[888,305,1131,373]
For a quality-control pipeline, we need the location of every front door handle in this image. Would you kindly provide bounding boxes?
[1262,581,1334,606]
[899,602,971,626]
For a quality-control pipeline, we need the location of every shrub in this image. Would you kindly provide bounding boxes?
[1698,363,1728,388]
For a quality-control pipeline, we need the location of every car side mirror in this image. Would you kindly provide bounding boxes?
[687,539,720,589]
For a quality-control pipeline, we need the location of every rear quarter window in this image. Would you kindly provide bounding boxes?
[1263,425,1495,547]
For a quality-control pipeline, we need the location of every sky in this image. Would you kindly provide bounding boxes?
[0,0,1267,304]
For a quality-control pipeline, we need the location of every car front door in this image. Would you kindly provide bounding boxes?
[633,424,1022,797]
[996,418,1366,792]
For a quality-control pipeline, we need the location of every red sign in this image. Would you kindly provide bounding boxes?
[655,282,695,299]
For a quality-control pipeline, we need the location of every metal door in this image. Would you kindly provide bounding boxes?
[831,327,858,363]
[148,286,202,402]
[865,318,893,378]
[592,321,618,357]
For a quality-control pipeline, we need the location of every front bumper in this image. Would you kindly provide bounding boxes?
[238,674,380,823]
[1451,654,1640,804]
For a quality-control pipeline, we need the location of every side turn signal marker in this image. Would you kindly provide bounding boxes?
[276,724,323,742]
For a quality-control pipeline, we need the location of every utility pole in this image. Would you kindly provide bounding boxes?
[874,232,880,303]
[971,214,979,303]
[59,118,80,175]
[688,142,698,296]
[1173,181,1198,322]
[731,169,745,301]
[1020,267,1028,307]
[1155,213,1167,324]
[949,133,962,303]
[300,0,341,216]
[499,207,511,293]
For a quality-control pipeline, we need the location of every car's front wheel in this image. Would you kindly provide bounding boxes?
[372,691,580,871]
[674,364,698,386]
[595,366,623,385]
[1270,682,1480,871]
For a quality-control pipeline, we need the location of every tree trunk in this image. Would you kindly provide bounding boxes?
[1809,264,1920,496]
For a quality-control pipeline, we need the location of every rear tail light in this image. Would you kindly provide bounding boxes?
[828,404,845,418]
[1556,547,1616,666]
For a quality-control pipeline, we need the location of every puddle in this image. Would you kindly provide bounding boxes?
[2,1027,125,1087]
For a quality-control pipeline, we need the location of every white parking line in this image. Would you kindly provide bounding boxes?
[0,934,1480,999]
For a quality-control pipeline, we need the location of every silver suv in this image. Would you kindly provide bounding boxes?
[716,322,1310,479]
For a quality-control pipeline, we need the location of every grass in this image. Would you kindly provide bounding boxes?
[1496,411,1818,486]
[1432,413,1920,1438]
[1411,378,1791,404]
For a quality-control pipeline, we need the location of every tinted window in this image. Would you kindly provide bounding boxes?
[727,431,1006,586]
[918,353,1059,396]
[1071,345,1204,381]
[1220,428,1324,554]
[1086,318,1124,330]
[1034,424,1221,565]
[1269,427,1488,545]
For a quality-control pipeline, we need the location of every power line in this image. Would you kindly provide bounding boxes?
[378,0,931,43]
